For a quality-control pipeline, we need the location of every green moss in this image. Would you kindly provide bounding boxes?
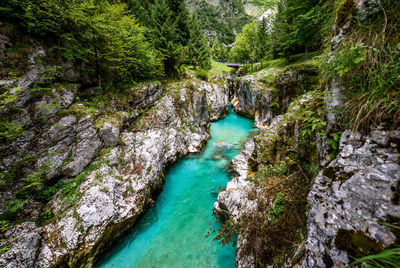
[336,0,356,29]
[335,229,384,259]
[234,77,242,88]
[322,166,337,180]
[0,246,11,255]
[0,220,10,232]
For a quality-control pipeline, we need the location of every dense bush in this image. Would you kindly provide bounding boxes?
[195,68,209,81]
[0,0,162,85]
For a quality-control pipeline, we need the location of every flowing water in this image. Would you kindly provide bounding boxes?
[96,106,255,268]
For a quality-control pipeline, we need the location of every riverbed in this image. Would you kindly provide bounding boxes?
[96,106,254,267]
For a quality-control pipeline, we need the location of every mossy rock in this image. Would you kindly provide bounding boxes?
[336,0,356,29]
[335,229,384,259]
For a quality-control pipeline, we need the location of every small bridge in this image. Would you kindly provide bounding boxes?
[218,62,241,69]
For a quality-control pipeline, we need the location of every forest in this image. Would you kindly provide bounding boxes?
[0,0,399,267]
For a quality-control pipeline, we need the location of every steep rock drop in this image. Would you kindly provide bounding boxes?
[95,105,255,267]
[0,43,233,267]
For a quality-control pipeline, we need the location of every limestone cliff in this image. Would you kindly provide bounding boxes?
[214,0,400,267]
[0,43,229,267]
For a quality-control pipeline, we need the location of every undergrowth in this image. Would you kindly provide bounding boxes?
[325,0,400,132]
[215,91,326,267]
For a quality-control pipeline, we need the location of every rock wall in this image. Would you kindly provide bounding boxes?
[230,62,319,129]
[0,45,229,267]
[303,129,400,267]
[215,1,400,266]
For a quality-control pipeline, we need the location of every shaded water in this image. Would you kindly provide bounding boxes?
[96,106,255,268]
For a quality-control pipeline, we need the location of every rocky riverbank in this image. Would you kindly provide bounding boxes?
[214,1,400,266]
[0,43,229,267]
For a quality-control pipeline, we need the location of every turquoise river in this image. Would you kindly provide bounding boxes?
[96,106,255,268]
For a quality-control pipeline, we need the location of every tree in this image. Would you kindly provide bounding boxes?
[188,13,211,70]
[230,22,257,70]
[270,0,335,60]
[256,17,270,69]
[166,0,191,45]
[124,0,152,26]
[220,45,229,62]
[211,40,222,61]
[150,0,182,77]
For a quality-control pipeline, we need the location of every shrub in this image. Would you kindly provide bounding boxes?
[195,68,209,81]
[0,122,22,143]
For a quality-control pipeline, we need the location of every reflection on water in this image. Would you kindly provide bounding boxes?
[96,106,255,268]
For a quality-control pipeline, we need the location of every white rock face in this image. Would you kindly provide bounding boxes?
[303,129,400,267]
[214,139,257,268]
[230,65,316,130]
[0,79,229,267]
[0,222,42,268]
[232,75,275,129]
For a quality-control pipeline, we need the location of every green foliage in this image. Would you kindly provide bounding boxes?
[150,0,183,77]
[0,86,20,109]
[0,199,26,221]
[258,161,288,178]
[0,122,23,143]
[1,0,162,84]
[350,247,400,268]
[326,42,367,77]
[269,192,285,220]
[37,210,54,225]
[0,246,11,255]
[166,0,191,45]
[0,220,10,232]
[187,13,211,70]
[195,68,209,81]
[211,40,229,62]
[14,163,51,199]
[324,0,400,131]
[270,0,337,59]
[230,22,258,64]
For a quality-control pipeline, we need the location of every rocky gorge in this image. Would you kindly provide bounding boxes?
[1,0,399,267]
[214,0,400,267]
[0,41,231,267]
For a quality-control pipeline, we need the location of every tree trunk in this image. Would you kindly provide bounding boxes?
[95,47,101,88]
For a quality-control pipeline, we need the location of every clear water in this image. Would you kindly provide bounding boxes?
[96,106,255,268]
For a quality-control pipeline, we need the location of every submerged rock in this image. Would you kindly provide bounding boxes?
[213,142,233,148]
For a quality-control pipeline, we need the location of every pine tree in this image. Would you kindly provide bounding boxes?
[166,0,191,45]
[256,17,270,69]
[221,45,229,62]
[125,0,151,26]
[211,40,222,61]
[150,0,182,77]
[188,13,211,70]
